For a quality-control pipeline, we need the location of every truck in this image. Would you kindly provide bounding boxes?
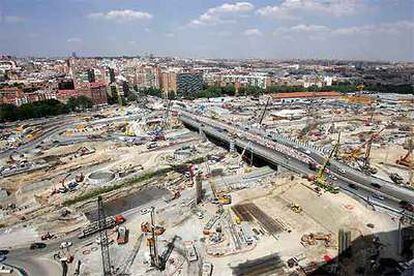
[186,244,198,262]
[78,215,126,239]
[202,262,213,276]
[116,226,129,245]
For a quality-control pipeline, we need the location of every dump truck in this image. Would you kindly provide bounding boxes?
[117,226,129,245]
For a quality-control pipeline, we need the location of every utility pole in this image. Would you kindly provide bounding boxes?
[97,196,112,276]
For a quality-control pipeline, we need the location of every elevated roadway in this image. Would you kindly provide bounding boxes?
[179,112,414,212]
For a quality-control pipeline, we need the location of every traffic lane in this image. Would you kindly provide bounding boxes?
[186,113,414,202]
[1,114,144,158]
[192,116,408,205]
[329,163,414,203]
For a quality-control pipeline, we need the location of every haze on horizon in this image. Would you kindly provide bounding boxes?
[0,0,413,61]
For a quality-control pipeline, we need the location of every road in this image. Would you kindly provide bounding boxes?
[0,114,144,159]
[178,112,414,214]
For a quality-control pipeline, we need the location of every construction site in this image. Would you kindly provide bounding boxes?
[0,92,413,275]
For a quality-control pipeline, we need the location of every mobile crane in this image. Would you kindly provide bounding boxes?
[312,133,341,193]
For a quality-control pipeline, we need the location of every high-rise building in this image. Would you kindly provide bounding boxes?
[108,68,116,83]
[122,81,130,98]
[176,73,203,98]
[195,175,202,204]
[87,69,96,83]
[58,79,75,90]
[160,71,177,96]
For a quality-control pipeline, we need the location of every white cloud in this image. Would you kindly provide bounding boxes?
[257,0,362,19]
[67,37,82,43]
[243,28,263,36]
[3,15,25,23]
[273,21,414,38]
[164,32,175,38]
[189,2,254,27]
[291,24,330,32]
[332,20,414,36]
[87,10,152,23]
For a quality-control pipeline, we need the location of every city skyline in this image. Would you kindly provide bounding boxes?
[0,0,413,61]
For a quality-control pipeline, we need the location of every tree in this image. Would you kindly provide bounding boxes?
[0,104,18,122]
[222,85,236,96]
[66,96,93,112]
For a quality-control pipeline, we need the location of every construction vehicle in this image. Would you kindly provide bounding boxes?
[41,232,55,240]
[390,173,404,185]
[75,173,84,182]
[397,138,413,168]
[289,203,302,213]
[141,222,165,236]
[51,174,71,195]
[116,226,129,245]
[186,244,198,262]
[311,134,341,193]
[210,178,232,205]
[341,126,386,175]
[301,232,334,247]
[142,206,173,270]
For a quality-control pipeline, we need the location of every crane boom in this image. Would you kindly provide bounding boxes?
[258,97,270,125]
[97,196,112,276]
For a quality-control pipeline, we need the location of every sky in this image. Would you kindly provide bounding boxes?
[0,0,413,61]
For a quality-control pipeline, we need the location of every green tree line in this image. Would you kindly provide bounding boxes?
[188,83,413,99]
[0,95,93,122]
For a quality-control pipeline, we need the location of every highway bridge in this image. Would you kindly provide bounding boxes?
[179,112,414,214]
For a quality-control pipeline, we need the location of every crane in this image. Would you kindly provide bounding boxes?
[258,97,271,126]
[145,207,162,269]
[341,126,386,165]
[97,196,113,276]
[313,133,341,193]
[239,141,252,165]
[397,137,413,168]
[115,234,144,275]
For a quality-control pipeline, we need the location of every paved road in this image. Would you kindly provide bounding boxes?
[0,114,144,159]
[179,112,414,212]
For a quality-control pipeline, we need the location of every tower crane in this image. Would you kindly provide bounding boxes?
[97,196,113,276]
